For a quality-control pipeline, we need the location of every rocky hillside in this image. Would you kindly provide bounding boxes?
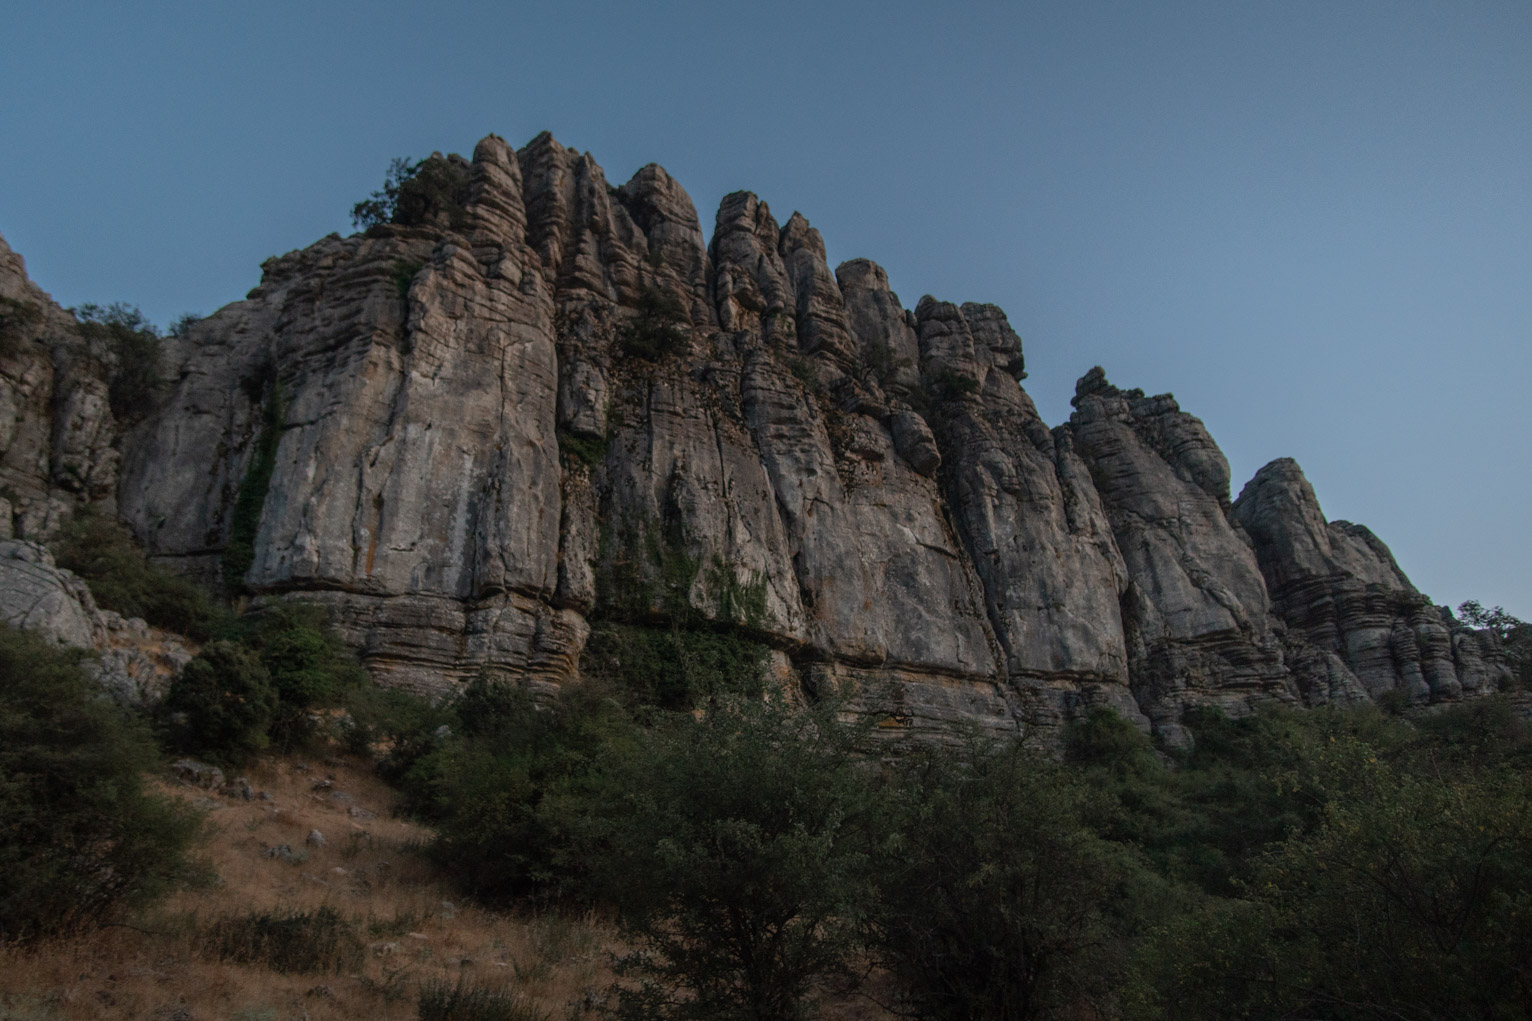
[0,132,1514,741]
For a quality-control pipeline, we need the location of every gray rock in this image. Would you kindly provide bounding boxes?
[1233,458,1511,702]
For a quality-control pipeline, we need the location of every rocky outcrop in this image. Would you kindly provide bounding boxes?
[1,130,1515,740]
[0,540,191,704]
[1233,458,1511,703]
[1063,370,1291,739]
[0,235,119,540]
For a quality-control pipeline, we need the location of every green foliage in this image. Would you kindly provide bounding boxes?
[400,677,635,903]
[583,697,878,1021]
[557,429,609,469]
[0,624,202,942]
[352,155,471,231]
[0,295,40,357]
[205,906,364,975]
[618,287,691,361]
[222,383,286,591]
[1459,599,1532,688]
[875,735,1157,1020]
[581,621,769,710]
[862,339,911,391]
[54,506,230,641]
[236,603,370,750]
[1142,729,1532,1020]
[159,640,278,766]
[931,366,980,399]
[417,979,545,1021]
[393,258,424,300]
[74,302,165,422]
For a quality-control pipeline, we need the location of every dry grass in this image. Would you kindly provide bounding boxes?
[0,751,618,1021]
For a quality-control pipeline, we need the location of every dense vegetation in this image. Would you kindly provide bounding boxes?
[73,302,165,423]
[0,624,203,942]
[12,503,1532,1019]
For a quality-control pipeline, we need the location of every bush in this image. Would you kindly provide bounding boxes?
[352,155,471,231]
[159,640,278,766]
[73,302,164,423]
[54,506,229,641]
[875,736,1156,1021]
[1143,732,1532,1020]
[406,676,634,902]
[581,622,768,711]
[0,623,202,941]
[222,383,286,591]
[205,906,364,975]
[235,603,370,751]
[582,696,879,1021]
[618,287,690,361]
[0,295,40,358]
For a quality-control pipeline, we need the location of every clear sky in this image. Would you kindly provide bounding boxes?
[3,0,1528,616]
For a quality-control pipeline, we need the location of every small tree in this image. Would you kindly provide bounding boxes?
[0,624,202,941]
[351,154,470,231]
[74,302,164,423]
[584,696,879,1021]
[159,640,278,766]
[874,735,1155,1020]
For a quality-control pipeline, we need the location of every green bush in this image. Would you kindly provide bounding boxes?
[618,287,691,361]
[0,623,203,941]
[352,155,471,231]
[406,677,634,902]
[73,302,164,423]
[205,906,364,975]
[581,622,768,711]
[159,640,278,766]
[235,603,369,751]
[876,735,1157,1021]
[557,429,609,469]
[582,696,878,1021]
[54,506,229,641]
[222,383,286,592]
[1141,731,1532,1020]
[0,295,40,358]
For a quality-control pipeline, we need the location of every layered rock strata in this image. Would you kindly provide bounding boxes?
[0,130,1514,739]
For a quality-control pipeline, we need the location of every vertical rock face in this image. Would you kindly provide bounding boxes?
[1,130,1515,738]
[0,235,119,540]
[1063,369,1291,736]
[1233,458,1511,703]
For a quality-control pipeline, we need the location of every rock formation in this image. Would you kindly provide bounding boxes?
[0,539,190,704]
[0,131,1514,740]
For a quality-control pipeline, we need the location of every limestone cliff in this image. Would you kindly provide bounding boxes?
[0,131,1514,740]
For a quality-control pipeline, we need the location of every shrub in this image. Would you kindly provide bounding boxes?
[581,622,768,711]
[557,429,608,469]
[222,383,286,591]
[74,302,164,423]
[0,295,40,358]
[236,603,370,750]
[931,366,979,399]
[0,623,203,941]
[618,287,690,361]
[159,640,278,766]
[409,677,634,902]
[352,155,471,231]
[583,696,879,1021]
[205,906,364,974]
[54,505,229,641]
[874,736,1156,1021]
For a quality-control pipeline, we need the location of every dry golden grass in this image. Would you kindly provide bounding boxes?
[0,750,619,1021]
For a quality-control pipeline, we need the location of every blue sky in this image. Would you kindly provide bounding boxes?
[3,0,1528,616]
